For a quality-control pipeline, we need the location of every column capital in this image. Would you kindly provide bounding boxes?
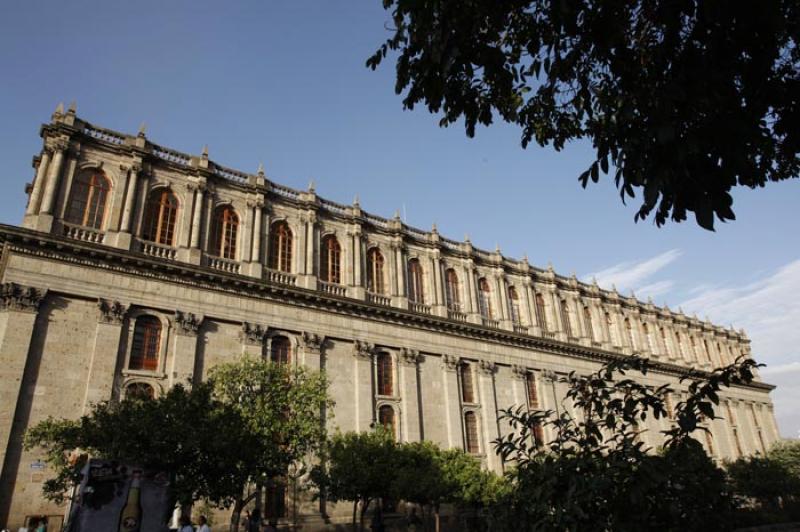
[97,298,128,325]
[478,359,497,375]
[240,322,267,346]
[46,137,70,152]
[174,310,203,336]
[0,283,46,313]
[510,364,528,380]
[301,331,325,354]
[441,353,460,371]
[541,369,558,383]
[352,340,374,359]
[399,347,422,366]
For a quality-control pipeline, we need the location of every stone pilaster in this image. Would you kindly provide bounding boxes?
[440,354,463,449]
[83,299,128,413]
[398,348,423,442]
[115,163,141,250]
[239,322,267,357]
[352,341,374,432]
[0,283,45,475]
[24,150,51,218]
[171,310,202,387]
[300,331,325,369]
[477,360,502,471]
[246,198,264,278]
[391,239,408,309]
[36,138,69,232]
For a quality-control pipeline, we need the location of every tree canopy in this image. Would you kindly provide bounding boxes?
[368,0,800,230]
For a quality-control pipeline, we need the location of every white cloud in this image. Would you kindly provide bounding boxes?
[679,260,800,438]
[586,249,682,294]
[635,280,675,299]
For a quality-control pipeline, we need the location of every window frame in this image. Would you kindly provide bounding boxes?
[407,258,425,303]
[320,234,342,284]
[64,169,111,230]
[141,188,179,246]
[445,268,461,311]
[367,247,385,294]
[210,205,240,260]
[268,221,293,273]
[376,352,394,397]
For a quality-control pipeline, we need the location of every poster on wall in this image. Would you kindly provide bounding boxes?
[66,459,172,532]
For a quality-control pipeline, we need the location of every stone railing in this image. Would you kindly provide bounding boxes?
[448,309,468,322]
[138,240,177,260]
[410,301,432,314]
[483,318,500,329]
[62,223,105,244]
[319,198,350,216]
[264,268,297,286]
[319,281,347,297]
[271,183,301,201]
[541,330,556,340]
[363,212,389,229]
[213,164,249,185]
[83,124,126,145]
[152,146,191,166]
[514,324,529,335]
[208,256,241,274]
[367,292,391,306]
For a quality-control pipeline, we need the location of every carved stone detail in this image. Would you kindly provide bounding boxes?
[510,364,528,380]
[441,354,460,371]
[0,283,46,313]
[174,310,202,336]
[240,322,267,346]
[478,359,497,375]
[399,348,422,366]
[352,340,374,359]
[301,331,325,353]
[97,299,127,325]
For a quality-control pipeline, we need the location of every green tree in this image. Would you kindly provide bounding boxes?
[368,1,799,230]
[24,383,254,510]
[492,356,759,530]
[209,356,332,532]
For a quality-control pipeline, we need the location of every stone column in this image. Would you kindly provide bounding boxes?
[190,187,205,249]
[300,332,324,370]
[348,228,365,299]
[432,251,445,316]
[239,322,266,358]
[0,283,45,474]
[548,289,565,339]
[25,150,51,216]
[522,280,538,333]
[465,262,480,324]
[353,341,375,432]
[83,300,128,413]
[391,240,408,308]
[477,360,502,472]
[496,274,510,324]
[441,355,463,449]
[119,164,140,233]
[39,139,67,215]
[133,173,151,238]
[399,349,423,442]
[246,200,264,278]
[171,311,202,387]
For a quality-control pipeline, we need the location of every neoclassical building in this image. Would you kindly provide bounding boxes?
[0,105,780,529]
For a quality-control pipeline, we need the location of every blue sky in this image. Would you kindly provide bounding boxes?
[1,2,797,437]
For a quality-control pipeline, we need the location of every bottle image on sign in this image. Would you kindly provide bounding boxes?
[118,470,142,532]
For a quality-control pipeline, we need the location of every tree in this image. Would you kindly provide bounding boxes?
[368,1,800,230]
[727,440,800,515]
[24,383,255,512]
[209,357,332,532]
[492,356,760,530]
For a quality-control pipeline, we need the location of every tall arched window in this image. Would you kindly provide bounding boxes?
[376,352,393,396]
[65,170,110,229]
[509,287,522,325]
[367,248,385,294]
[142,189,179,245]
[525,372,539,408]
[270,336,291,365]
[125,382,155,400]
[210,206,239,259]
[268,221,293,272]
[320,235,341,283]
[583,305,595,340]
[445,269,461,311]
[464,411,479,454]
[460,363,475,403]
[129,316,162,371]
[407,259,424,303]
[478,278,493,319]
[379,405,396,438]
[535,293,548,331]
[703,339,714,365]
[559,298,572,337]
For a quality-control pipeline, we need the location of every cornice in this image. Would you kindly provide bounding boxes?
[0,224,773,393]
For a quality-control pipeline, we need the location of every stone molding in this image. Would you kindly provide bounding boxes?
[510,364,529,380]
[240,322,267,346]
[174,310,202,336]
[441,354,460,371]
[478,360,497,375]
[301,331,325,354]
[0,282,45,313]
[352,340,374,359]
[97,298,127,325]
[399,347,422,366]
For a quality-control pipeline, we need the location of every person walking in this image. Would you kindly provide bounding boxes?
[197,515,211,532]
[177,515,193,532]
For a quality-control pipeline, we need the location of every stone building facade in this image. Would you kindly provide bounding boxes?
[0,105,780,529]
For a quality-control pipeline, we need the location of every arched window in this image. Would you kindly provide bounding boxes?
[379,405,396,438]
[376,352,393,396]
[270,336,291,365]
[583,305,594,340]
[129,316,162,371]
[65,170,110,229]
[464,411,480,454]
[367,248,385,294]
[142,189,179,245]
[526,372,539,408]
[445,269,461,311]
[478,278,493,319]
[125,382,155,400]
[320,235,341,284]
[559,298,572,337]
[624,318,635,348]
[210,206,239,259]
[509,287,522,325]
[407,259,424,303]
[460,363,475,403]
[535,293,548,331]
[268,221,293,272]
